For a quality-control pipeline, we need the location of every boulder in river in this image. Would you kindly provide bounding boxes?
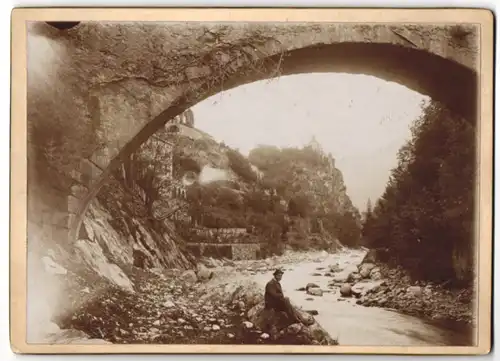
[196,265,214,282]
[278,322,336,345]
[347,272,363,283]
[181,270,197,284]
[339,283,352,297]
[305,283,319,291]
[359,263,376,278]
[330,271,351,283]
[306,287,323,297]
[228,281,265,310]
[344,264,359,275]
[351,280,385,297]
[369,267,382,280]
[246,302,336,345]
[328,263,341,273]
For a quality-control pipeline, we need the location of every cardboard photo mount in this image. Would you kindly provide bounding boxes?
[10,7,494,355]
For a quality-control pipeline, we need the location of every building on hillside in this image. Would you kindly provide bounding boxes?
[144,135,187,201]
[306,135,336,170]
[158,108,217,201]
[307,135,323,153]
[159,109,213,199]
[164,108,214,142]
[327,152,336,168]
[178,108,195,127]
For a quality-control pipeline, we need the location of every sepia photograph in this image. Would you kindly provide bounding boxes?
[10,8,493,355]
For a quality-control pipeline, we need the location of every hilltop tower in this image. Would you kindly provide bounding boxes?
[172,109,195,127]
[328,152,336,169]
[307,135,323,154]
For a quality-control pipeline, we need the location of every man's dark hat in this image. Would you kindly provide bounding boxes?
[273,268,284,276]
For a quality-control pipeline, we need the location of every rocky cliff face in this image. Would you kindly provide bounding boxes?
[67,177,193,295]
[248,144,359,218]
[280,157,356,217]
[85,180,193,272]
[27,177,194,342]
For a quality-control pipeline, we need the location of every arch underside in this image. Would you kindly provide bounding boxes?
[70,42,478,239]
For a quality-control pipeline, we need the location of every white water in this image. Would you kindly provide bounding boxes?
[246,249,472,346]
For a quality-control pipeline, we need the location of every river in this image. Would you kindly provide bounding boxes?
[40,247,472,346]
[244,248,472,346]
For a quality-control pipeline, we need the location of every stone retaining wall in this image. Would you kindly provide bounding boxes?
[231,243,260,261]
[186,243,261,260]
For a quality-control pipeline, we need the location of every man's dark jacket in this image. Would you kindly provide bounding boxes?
[265,278,286,310]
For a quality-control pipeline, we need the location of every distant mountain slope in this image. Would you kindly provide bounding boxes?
[248,142,359,217]
[163,123,362,249]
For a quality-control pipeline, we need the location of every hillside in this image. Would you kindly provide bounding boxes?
[247,142,362,249]
[153,119,362,252]
[248,142,356,216]
[62,109,363,299]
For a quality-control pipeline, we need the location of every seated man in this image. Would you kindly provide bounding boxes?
[264,268,313,326]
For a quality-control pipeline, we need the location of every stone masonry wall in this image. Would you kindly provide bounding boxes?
[231,243,261,261]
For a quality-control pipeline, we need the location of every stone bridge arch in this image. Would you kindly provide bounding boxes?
[26,21,479,244]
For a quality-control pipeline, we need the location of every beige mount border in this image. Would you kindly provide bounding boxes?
[10,7,494,355]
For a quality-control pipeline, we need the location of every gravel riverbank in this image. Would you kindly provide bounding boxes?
[49,249,474,346]
[355,263,474,327]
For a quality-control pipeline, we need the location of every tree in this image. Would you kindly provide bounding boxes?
[173,155,201,177]
[244,190,272,213]
[361,198,374,245]
[127,136,175,215]
[363,198,373,221]
[287,194,310,217]
[362,100,476,286]
[227,149,257,182]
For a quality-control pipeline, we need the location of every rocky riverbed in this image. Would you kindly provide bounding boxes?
[46,248,474,346]
[53,267,276,345]
[49,253,335,345]
[354,263,474,325]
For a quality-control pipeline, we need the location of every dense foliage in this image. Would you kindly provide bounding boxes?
[362,100,476,287]
[182,142,363,252]
[227,149,258,183]
[248,145,331,198]
[249,145,362,248]
[120,117,362,255]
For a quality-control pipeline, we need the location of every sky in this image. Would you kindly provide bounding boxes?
[192,73,429,212]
